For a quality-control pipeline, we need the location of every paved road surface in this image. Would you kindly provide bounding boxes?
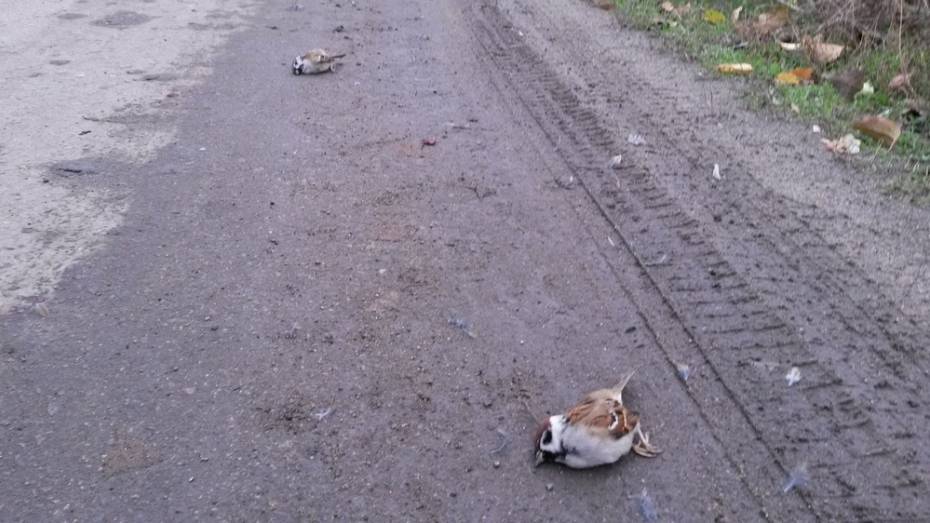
[3,0,930,521]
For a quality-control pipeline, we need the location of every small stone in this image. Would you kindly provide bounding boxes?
[546,483,554,492]
[493,460,500,468]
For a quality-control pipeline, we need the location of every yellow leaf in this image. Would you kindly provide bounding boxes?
[775,71,800,86]
[717,63,753,75]
[792,67,814,82]
[703,8,726,24]
[853,115,902,146]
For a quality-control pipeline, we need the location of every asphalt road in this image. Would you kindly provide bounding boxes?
[3,0,930,521]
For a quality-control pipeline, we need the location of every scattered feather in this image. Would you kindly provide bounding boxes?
[448,316,477,338]
[783,462,810,493]
[812,125,821,134]
[34,303,50,318]
[314,407,333,421]
[785,366,801,386]
[627,133,646,146]
[675,362,691,382]
[638,488,659,521]
[609,154,623,169]
[712,163,721,180]
[490,428,511,454]
[608,154,623,169]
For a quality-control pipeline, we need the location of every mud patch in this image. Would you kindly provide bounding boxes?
[91,11,153,29]
[256,391,330,435]
[101,434,160,477]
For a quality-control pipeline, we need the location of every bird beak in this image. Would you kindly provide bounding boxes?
[534,450,545,468]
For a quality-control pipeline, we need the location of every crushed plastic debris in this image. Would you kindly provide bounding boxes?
[783,462,810,493]
[448,316,477,338]
[627,133,646,146]
[674,362,691,382]
[785,367,801,386]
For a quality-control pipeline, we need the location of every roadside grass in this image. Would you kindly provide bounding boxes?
[614,0,930,202]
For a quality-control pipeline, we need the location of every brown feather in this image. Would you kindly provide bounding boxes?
[566,393,638,439]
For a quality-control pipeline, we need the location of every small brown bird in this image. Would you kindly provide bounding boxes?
[534,370,659,468]
[292,49,345,75]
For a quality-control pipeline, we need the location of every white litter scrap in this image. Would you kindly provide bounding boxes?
[822,134,860,155]
[785,366,801,386]
[712,163,721,180]
[627,133,646,146]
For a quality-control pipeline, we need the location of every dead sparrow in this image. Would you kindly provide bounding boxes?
[292,49,346,75]
[534,370,659,468]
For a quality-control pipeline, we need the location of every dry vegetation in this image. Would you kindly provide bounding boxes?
[615,0,930,200]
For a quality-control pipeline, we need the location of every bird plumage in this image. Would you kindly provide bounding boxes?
[292,49,346,75]
[534,370,659,468]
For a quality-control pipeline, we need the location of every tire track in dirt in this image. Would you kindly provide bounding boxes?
[463,2,928,520]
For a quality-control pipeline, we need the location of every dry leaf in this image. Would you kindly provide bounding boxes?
[717,63,753,75]
[731,5,743,23]
[853,115,902,146]
[778,41,801,51]
[822,134,861,154]
[775,67,814,86]
[660,1,691,16]
[803,35,844,65]
[775,71,800,85]
[888,73,911,91]
[754,6,790,35]
[703,8,726,24]
[826,68,865,100]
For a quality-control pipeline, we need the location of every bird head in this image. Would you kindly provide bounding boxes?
[292,56,303,75]
[534,415,565,466]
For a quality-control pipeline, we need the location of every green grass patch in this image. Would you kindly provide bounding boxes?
[614,0,930,201]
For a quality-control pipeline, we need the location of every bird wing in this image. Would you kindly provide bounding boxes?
[566,394,638,439]
[305,49,344,63]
